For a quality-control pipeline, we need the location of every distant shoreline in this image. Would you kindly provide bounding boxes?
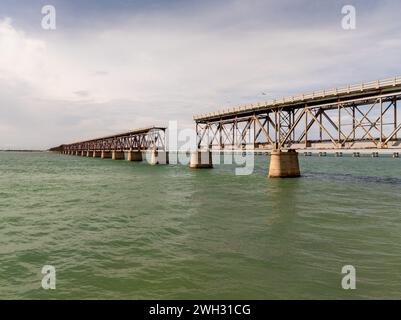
[0,150,45,152]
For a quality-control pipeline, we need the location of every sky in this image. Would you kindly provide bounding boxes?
[0,0,401,149]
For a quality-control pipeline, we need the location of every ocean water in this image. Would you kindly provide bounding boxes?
[0,151,401,299]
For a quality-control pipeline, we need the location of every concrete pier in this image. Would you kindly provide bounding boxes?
[101,151,112,159]
[81,151,85,156]
[189,150,213,169]
[112,151,125,160]
[268,149,300,178]
[93,151,101,158]
[127,150,142,161]
[149,150,169,165]
[86,150,91,157]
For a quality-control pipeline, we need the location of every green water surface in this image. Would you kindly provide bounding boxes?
[0,151,400,299]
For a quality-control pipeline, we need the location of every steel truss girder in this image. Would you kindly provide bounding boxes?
[63,129,166,152]
[195,92,401,150]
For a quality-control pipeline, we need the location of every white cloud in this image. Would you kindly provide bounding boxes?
[0,0,401,149]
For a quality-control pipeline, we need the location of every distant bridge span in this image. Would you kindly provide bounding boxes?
[59,126,166,152]
[53,126,168,163]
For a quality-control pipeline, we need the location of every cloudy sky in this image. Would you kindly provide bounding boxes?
[0,0,400,149]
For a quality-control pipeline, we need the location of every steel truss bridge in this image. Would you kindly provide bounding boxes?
[57,126,166,152]
[194,77,401,150]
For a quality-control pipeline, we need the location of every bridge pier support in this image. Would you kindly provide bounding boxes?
[81,151,85,156]
[268,149,300,178]
[86,150,91,157]
[149,150,169,165]
[189,150,213,169]
[101,151,112,159]
[112,151,125,160]
[127,150,142,161]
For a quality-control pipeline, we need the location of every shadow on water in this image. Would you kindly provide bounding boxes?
[304,171,401,186]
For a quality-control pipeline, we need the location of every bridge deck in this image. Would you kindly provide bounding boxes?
[194,76,401,123]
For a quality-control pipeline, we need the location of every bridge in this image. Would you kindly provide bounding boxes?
[55,126,168,164]
[192,76,401,176]
[53,76,401,178]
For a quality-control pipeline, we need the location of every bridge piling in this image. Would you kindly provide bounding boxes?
[101,151,112,159]
[268,149,300,178]
[112,151,125,160]
[149,150,169,165]
[189,150,213,169]
[127,150,142,161]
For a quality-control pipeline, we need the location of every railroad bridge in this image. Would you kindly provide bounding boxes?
[192,76,401,176]
[53,77,401,177]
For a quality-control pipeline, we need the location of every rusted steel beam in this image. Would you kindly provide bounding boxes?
[58,126,166,152]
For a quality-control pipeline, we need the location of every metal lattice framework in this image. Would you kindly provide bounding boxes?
[60,126,166,152]
[194,77,401,150]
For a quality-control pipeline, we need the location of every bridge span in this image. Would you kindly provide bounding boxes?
[54,126,168,164]
[192,76,401,176]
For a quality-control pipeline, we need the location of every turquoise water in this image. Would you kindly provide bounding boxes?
[0,151,401,299]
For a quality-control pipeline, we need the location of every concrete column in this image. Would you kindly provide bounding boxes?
[189,150,213,169]
[268,149,300,178]
[112,150,125,160]
[86,150,91,157]
[81,151,85,156]
[101,151,112,159]
[127,150,142,161]
[149,150,169,165]
[93,151,101,158]
[75,151,79,156]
